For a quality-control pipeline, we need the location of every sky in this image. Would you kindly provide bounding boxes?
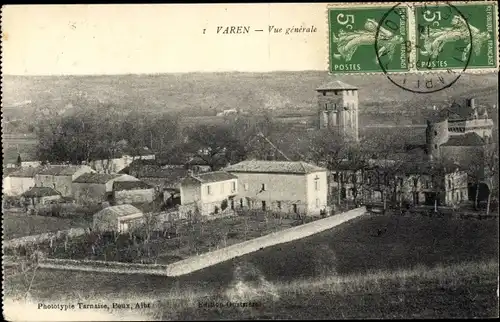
[2,4,327,75]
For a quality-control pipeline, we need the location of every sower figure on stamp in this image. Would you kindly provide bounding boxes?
[332,18,403,63]
[420,15,490,62]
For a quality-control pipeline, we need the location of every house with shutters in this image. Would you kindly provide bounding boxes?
[224,160,328,216]
[179,171,238,217]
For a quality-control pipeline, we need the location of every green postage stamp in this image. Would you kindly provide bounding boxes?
[415,2,498,71]
[328,5,410,73]
[328,1,499,74]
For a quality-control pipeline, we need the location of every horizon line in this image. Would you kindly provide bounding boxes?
[2,70,330,77]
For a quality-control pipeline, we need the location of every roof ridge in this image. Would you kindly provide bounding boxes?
[298,161,307,173]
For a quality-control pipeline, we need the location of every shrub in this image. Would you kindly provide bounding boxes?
[2,196,23,208]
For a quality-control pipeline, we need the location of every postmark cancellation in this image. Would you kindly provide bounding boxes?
[327,1,499,75]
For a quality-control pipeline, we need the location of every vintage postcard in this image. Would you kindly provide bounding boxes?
[1,2,499,321]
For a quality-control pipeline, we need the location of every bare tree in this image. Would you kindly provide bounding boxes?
[307,129,350,206]
[484,147,499,215]
[183,124,246,171]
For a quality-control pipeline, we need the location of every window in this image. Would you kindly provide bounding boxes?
[244,183,249,191]
[207,185,212,195]
[231,181,236,192]
[262,201,266,210]
[314,180,319,191]
[118,221,129,233]
[434,144,438,149]
[434,130,437,136]
[322,91,326,96]
[277,201,282,210]
[333,173,339,182]
[316,198,320,208]
[261,183,266,191]
[240,198,244,208]
[292,204,298,214]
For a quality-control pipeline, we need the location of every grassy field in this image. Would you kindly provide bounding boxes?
[4,259,497,319]
[3,211,91,240]
[2,135,39,165]
[4,214,498,319]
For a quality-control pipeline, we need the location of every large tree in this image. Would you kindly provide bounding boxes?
[35,109,180,164]
[183,123,247,171]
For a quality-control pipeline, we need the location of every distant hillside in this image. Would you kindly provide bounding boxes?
[1,72,498,131]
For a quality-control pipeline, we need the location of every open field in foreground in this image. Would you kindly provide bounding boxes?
[3,212,90,240]
[4,260,498,320]
[3,214,498,319]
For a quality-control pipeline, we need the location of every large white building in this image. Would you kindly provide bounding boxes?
[224,160,328,216]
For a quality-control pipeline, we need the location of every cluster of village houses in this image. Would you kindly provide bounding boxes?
[4,80,490,233]
[3,146,470,233]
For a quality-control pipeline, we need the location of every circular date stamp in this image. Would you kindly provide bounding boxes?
[375,2,474,94]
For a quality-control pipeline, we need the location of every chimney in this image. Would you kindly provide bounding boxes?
[468,98,476,109]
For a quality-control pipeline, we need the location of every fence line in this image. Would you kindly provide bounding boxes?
[3,228,88,249]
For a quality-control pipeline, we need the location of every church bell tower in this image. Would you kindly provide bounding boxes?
[316,80,359,142]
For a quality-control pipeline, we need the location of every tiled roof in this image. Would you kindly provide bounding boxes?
[3,167,18,178]
[224,160,326,174]
[7,167,42,178]
[94,204,143,218]
[191,171,237,183]
[442,133,486,146]
[438,100,475,121]
[22,186,61,198]
[113,181,153,191]
[36,165,89,176]
[73,173,124,184]
[133,165,189,179]
[316,80,358,91]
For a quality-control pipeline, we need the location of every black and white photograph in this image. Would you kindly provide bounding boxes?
[1,3,499,320]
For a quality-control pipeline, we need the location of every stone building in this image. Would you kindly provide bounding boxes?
[331,159,469,208]
[224,160,328,216]
[21,186,63,207]
[113,181,156,205]
[34,165,95,197]
[316,80,359,142]
[72,173,140,204]
[3,167,42,196]
[425,98,496,198]
[426,98,494,166]
[179,171,238,217]
[93,204,144,233]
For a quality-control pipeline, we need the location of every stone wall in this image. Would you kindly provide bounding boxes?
[3,227,88,249]
[166,207,366,276]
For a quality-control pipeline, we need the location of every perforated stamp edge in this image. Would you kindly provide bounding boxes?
[325,1,499,75]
